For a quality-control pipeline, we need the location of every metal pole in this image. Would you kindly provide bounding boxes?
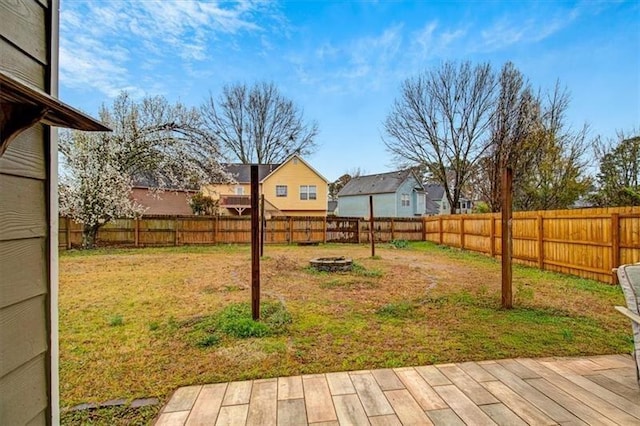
[369,195,375,258]
[501,167,513,309]
[251,165,260,320]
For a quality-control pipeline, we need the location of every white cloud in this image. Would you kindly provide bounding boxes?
[478,6,581,52]
[59,0,285,98]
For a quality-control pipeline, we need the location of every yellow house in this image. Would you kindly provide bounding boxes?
[204,154,329,217]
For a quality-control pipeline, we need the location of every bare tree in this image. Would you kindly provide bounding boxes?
[513,84,592,210]
[384,61,497,214]
[202,81,319,164]
[473,62,541,212]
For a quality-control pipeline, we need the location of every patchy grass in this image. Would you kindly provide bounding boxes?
[59,242,632,424]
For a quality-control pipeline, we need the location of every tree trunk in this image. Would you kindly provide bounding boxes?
[82,224,100,249]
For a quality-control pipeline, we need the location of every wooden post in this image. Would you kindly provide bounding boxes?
[537,214,544,270]
[251,165,260,320]
[134,217,140,247]
[356,218,361,244]
[421,217,427,241]
[174,216,179,246]
[322,217,327,244]
[66,216,71,249]
[460,216,465,249]
[438,217,443,245]
[288,217,294,244]
[390,218,395,241]
[501,167,513,309]
[214,215,218,244]
[260,194,265,257]
[611,213,620,284]
[489,216,495,257]
[369,196,375,257]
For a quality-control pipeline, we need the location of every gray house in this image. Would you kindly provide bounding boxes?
[1,1,107,424]
[337,170,426,218]
[425,183,473,215]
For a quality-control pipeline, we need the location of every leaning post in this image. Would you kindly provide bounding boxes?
[369,195,375,257]
[251,165,260,320]
[501,167,513,309]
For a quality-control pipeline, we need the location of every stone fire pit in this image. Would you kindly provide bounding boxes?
[309,256,353,272]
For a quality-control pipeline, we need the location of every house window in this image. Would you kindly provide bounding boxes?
[276,185,288,197]
[401,193,410,207]
[300,185,317,200]
[235,186,244,195]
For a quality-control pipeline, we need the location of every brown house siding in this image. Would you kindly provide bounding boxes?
[0,0,55,424]
[132,188,195,216]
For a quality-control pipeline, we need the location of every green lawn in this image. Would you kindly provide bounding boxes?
[59,242,633,424]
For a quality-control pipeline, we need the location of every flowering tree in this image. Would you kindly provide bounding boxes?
[59,92,228,248]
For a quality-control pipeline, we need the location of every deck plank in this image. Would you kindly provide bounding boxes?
[415,365,452,386]
[222,381,252,406]
[481,362,579,423]
[481,380,555,425]
[383,389,433,426]
[326,372,356,395]
[155,411,190,426]
[458,361,497,383]
[163,385,202,413]
[434,384,496,425]
[394,368,447,410]
[277,399,307,426]
[526,378,617,426]
[333,394,370,425]
[437,364,498,405]
[584,374,640,404]
[185,383,227,426]
[246,379,277,426]
[350,372,394,416]
[425,408,465,426]
[215,404,249,426]
[517,358,640,425]
[372,368,405,391]
[278,376,304,400]
[480,403,528,426]
[303,374,337,423]
[542,360,640,419]
[368,414,402,426]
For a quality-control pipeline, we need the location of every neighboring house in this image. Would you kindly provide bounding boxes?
[337,170,426,218]
[131,187,197,215]
[327,200,338,216]
[131,177,197,215]
[424,183,473,215]
[204,154,329,217]
[1,1,108,424]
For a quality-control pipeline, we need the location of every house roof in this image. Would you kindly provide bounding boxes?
[425,183,445,201]
[222,154,329,184]
[338,170,424,197]
[327,200,338,213]
[224,163,280,183]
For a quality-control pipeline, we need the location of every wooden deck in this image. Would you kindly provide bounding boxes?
[155,354,640,425]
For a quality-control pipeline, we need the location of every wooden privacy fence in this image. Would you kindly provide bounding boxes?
[424,207,640,284]
[60,207,639,284]
[59,216,425,249]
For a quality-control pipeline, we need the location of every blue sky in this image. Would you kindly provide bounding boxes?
[59,1,640,181]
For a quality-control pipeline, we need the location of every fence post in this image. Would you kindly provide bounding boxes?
[66,217,71,250]
[537,214,544,270]
[135,217,140,247]
[174,217,179,246]
[489,216,495,257]
[357,219,361,244]
[438,217,443,245]
[611,213,620,284]
[288,217,294,244]
[390,218,395,241]
[323,217,327,244]
[422,217,427,241]
[460,216,465,249]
